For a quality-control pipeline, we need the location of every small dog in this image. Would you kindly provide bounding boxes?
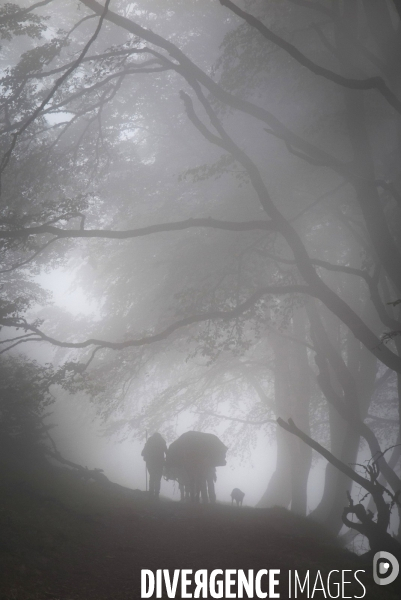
[231,488,245,506]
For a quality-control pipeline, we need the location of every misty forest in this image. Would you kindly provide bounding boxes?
[1,1,401,598]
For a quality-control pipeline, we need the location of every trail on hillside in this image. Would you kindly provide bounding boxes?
[1,474,399,600]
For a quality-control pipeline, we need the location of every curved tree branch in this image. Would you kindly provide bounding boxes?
[195,410,275,425]
[220,0,401,116]
[2,284,308,351]
[0,0,112,186]
[180,85,401,374]
[0,236,59,273]
[77,0,357,180]
[0,217,275,240]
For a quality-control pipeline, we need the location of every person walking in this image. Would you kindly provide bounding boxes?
[141,432,167,499]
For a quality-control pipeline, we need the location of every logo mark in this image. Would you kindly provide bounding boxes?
[373,551,399,585]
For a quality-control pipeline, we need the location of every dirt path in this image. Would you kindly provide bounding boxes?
[1,482,398,599]
[3,503,369,598]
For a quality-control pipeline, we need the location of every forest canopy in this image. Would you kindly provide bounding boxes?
[1,0,401,539]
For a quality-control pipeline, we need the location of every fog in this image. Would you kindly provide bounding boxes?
[33,267,274,506]
[1,1,401,580]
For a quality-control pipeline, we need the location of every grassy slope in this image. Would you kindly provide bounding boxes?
[0,458,399,600]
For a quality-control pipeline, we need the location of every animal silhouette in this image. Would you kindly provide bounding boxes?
[231,488,245,506]
[165,431,227,503]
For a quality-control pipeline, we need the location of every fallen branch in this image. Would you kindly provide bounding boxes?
[277,417,401,556]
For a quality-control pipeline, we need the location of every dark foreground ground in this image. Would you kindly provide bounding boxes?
[0,460,399,600]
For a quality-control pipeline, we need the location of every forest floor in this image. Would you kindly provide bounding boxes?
[0,459,399,600]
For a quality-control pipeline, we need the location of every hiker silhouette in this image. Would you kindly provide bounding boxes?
[141,432,167,498]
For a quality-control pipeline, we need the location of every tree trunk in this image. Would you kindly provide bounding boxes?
[258,316,313,513]
[289,308,312,516]
[258,334,293,508]
[309,407,360,533]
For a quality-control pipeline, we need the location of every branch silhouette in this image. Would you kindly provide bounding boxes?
[220,0,401,116]
[3,285,308,351]
[0,217,275,240]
